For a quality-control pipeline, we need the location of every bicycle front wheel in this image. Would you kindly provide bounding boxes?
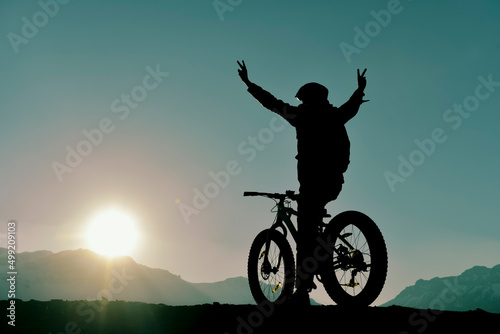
[320,211,388,307]
[247,229,295,304]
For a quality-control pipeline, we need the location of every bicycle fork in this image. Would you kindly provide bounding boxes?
[261,226,284,275]
[259,220,289,293]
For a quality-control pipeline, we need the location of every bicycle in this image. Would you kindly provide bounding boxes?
[244,190,388,306]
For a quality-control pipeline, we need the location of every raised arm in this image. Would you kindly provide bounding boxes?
[339,68,369,124]
[237,60,298,123]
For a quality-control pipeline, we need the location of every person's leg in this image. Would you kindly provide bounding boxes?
[295,187,323,294]
[295,174,345,294]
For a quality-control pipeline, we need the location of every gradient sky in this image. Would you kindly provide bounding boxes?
[1,0,499,305]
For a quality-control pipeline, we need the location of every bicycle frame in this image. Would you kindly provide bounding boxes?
[246,191,357,274]
[270,197,299,243]
[245,190,388,305]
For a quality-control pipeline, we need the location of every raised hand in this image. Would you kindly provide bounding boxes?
[357,68,367,91]
[237,60,250,85]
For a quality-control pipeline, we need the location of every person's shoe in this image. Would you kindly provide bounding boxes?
[286,289,311,307]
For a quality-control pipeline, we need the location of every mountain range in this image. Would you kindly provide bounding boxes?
[2,248,499,313]
[0,248,253,305]
[383,264,500,313]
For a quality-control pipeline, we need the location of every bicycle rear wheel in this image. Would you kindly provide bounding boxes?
[247,229,295,304]
[319,211,388,307]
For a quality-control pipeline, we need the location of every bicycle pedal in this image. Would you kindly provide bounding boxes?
[342,282,359,287]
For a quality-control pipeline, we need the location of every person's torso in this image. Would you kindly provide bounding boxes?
[293,104,350,173]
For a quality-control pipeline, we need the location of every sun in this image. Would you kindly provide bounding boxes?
[86,209,138,257]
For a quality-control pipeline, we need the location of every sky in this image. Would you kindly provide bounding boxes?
[0,0,499,305]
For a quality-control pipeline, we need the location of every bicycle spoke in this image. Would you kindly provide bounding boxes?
[332,224,372,297]
[359,239,368,253]
[353,227,360,247]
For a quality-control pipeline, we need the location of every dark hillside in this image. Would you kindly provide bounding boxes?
[2,299,499,334]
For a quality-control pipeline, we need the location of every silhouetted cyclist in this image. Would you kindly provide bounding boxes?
[237,60,368,306]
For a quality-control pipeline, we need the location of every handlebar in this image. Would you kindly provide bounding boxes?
[243,190,298,201]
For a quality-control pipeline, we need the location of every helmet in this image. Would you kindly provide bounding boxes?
[295,82,328,103]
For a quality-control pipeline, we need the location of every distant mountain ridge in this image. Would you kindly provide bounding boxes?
[382,264,500,313]
[0,248,253,305]
[3,248,498,312]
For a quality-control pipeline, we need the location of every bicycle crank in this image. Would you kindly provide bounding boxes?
[341,269,362,288]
